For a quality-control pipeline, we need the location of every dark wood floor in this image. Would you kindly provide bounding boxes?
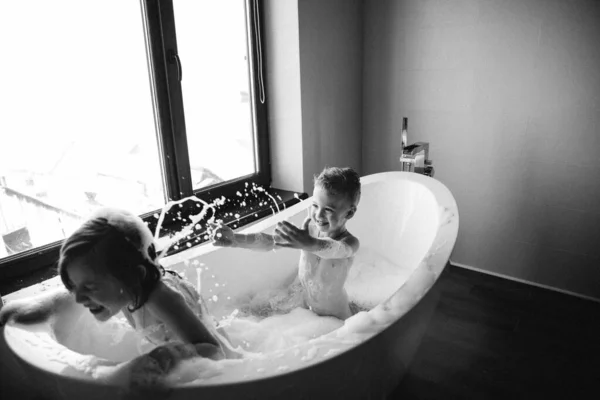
[389,265,600,400]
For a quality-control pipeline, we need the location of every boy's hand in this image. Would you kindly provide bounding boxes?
[274,217,315,250]
[208,223,235,247]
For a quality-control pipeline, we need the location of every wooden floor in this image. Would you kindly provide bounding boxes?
[389,265,600,400]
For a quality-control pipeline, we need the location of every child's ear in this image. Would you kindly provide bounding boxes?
[346,206,356,220]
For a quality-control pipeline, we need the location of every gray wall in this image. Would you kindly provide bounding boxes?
[264,0,304,193]
[265,0,363,194]
[298,0,364,188]
[363,0,600,299]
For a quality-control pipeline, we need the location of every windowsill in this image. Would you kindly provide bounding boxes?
[0,187,307,296]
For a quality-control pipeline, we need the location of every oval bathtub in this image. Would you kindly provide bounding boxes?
[0,171,459,400]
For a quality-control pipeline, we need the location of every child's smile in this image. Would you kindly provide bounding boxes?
[66,253,130,321]
[310,186,355,236]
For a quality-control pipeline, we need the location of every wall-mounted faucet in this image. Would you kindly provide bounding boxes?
[399,118,435,177]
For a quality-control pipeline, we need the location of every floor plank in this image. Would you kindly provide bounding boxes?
[389,265,600,400]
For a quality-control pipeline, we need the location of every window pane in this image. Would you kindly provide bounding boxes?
[173,0,256,190]
[0,1,163,260]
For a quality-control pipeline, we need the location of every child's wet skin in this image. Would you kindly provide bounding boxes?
[297,224,355,320]
[212,167,361,321]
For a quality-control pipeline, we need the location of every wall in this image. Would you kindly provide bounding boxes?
[298,0,364,190]
[362,0,600,299]
[265,0,364,194]
[264,0,304,192]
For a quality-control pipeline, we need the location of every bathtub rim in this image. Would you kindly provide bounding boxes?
[162,171,456,263]
[2,171,459,390]
[1,271,445,396]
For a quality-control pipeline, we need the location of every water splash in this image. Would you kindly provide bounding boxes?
[153,181,285,255]
[153,196,212,255]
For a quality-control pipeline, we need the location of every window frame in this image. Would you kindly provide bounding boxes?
[0,0,275,283]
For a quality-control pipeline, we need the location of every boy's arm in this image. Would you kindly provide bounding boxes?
[275,218,360,259]
[210,223,276,251]
[230,232,277,251]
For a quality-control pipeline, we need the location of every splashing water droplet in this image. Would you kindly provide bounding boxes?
[234,214,240,219]
[212,295,218,302]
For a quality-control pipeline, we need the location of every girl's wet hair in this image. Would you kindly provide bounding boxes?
[314,166,361,206]
[58,216,163,312]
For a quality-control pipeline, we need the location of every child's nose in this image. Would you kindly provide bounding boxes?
[74,291,88,304]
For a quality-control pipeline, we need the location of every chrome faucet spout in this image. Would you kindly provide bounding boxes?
[399,142,434,177]
[402,142,429,158]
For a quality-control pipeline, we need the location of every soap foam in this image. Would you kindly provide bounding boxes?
[17,246,422,387]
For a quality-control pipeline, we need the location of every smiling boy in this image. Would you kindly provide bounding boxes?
[211,167,361,320]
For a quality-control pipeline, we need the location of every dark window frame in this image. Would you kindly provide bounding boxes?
[0,0,305,290]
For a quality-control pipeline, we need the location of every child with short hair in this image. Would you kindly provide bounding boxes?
[0,207,232,374]
[211,166,361,320]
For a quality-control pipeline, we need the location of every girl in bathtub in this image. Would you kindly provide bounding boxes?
[0,207,235,378]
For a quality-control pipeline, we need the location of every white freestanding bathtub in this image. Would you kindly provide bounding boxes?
[0,171,458,400]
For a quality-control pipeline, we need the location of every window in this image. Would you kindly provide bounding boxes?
[0,0,274,280]
[174,1,257,190]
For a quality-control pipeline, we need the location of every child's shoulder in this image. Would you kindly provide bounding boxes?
[340,229,358,241]
[149,272,203,315]
[340,230,360,252]
[147,280,183,309]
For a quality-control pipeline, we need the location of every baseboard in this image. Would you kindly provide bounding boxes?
[450,261,600,304]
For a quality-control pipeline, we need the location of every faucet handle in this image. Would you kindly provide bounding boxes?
[425,165,435,177]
